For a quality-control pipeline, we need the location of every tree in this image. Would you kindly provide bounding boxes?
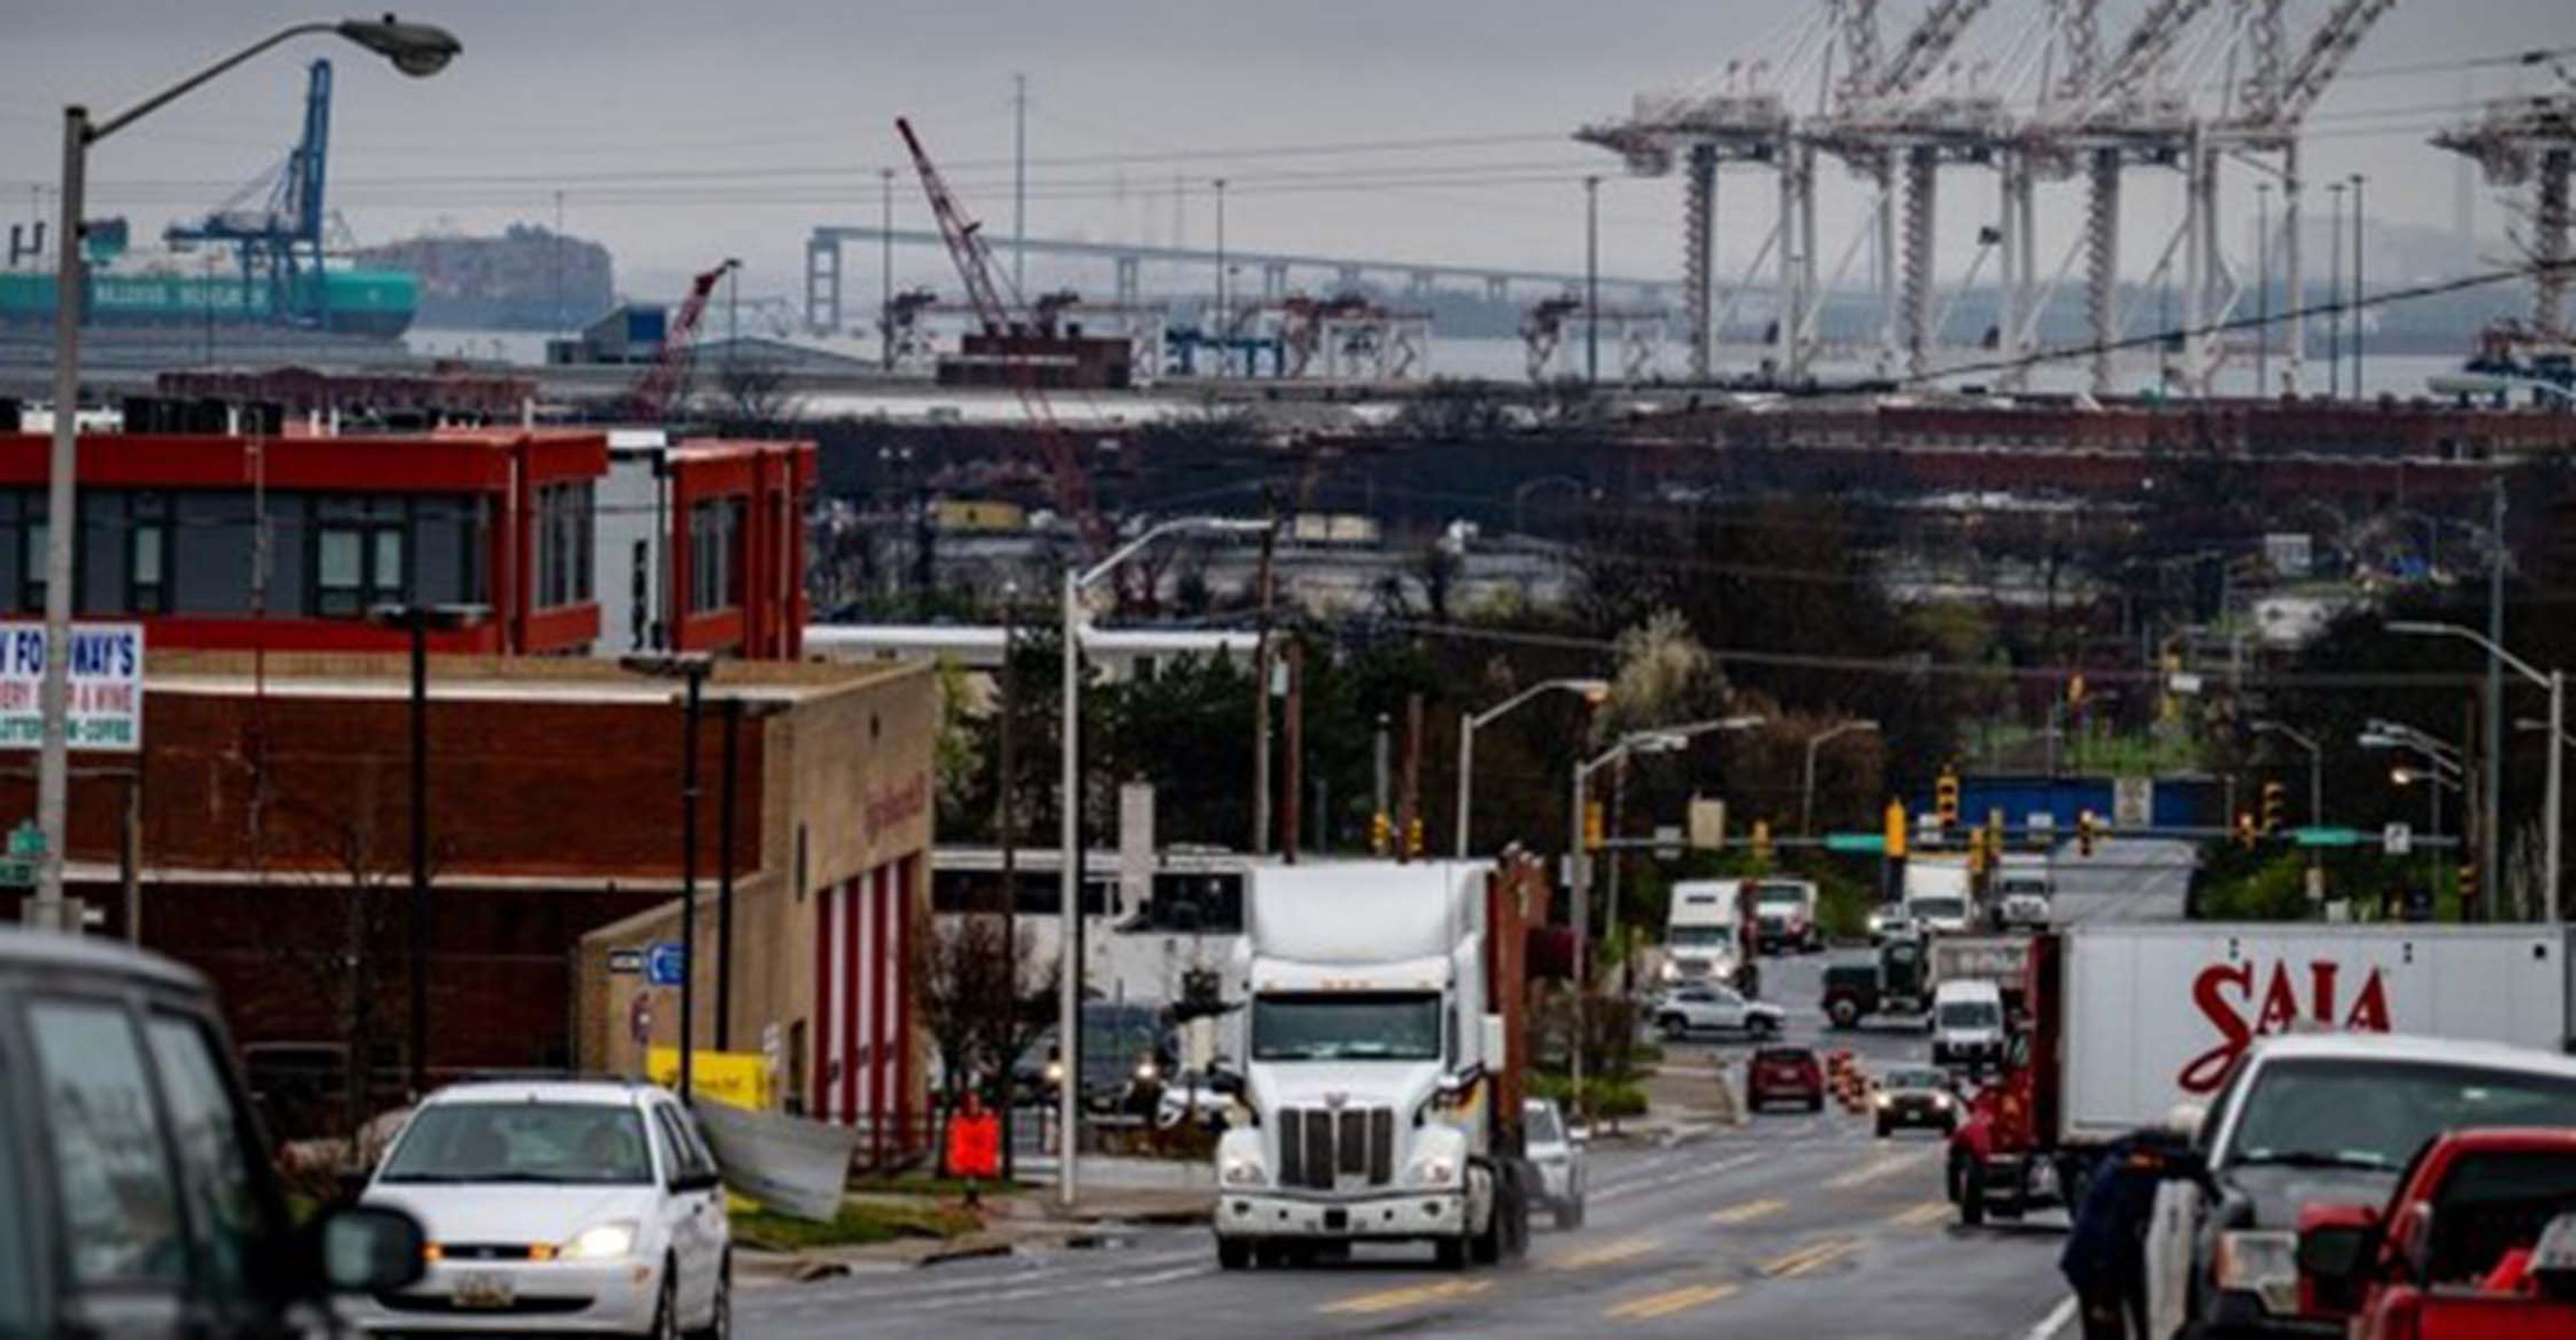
[713,356,797,425]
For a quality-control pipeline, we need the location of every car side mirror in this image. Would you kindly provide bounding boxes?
[2296,1220,2379,1286]
[669,1168,722,1194]
[317,1205,426,1294]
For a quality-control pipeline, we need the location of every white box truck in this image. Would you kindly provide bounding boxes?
[1212,859,1542,1270]
[1947,923,2572,1226]
[1660,880,1742,986]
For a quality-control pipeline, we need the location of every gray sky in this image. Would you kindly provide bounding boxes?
[3,1,2571,311]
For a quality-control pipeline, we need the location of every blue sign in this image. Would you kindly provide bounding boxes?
[645,941,687,988]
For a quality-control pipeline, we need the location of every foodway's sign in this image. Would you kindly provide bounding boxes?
[0,623,144,752]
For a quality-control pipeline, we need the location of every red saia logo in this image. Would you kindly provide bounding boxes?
[2178,960,2392,1093]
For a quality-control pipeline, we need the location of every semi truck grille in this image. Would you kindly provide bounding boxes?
[1276,1106,1395,1188]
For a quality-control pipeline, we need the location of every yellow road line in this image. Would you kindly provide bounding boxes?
[1548,1235,1660,1270]
[1886,1200,1950,1229]
[1606,1282,1740,1321]
[1761,1236,1859,1279]
[1318,1279,1492,1315]
[1825,1149,1932,1190]
[1708,1198,1786,1226]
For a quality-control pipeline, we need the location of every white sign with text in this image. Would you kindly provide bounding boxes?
[0,623,144,752]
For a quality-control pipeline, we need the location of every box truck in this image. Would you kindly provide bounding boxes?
[1947,923,2571,1228]
[1212,858,1544,1270]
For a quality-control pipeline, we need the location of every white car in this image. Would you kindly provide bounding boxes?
[1652,983,1785,1040]
[1523,1097,1588,1229]
[353,1080,731,1338]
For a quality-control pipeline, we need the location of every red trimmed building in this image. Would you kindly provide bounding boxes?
[1,427,813,660]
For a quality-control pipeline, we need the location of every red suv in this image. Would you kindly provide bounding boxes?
[1748,1045,1826,1113]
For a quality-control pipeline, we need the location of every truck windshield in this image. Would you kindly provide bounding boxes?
[1909,897,1966,921]
[2227,1060,2576,1174]
[1252,992,1442,1062]
[1668,927,1732,947]
[1937,1000,2001,1030]
[1756,889,1805,909]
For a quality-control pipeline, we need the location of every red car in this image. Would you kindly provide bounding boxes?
[2297,1127,2576,1340]
[1747,1045,1825,1113]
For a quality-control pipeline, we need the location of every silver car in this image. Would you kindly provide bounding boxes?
[1524,1097,1588,1230]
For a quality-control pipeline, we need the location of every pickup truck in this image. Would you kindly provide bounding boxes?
[2297,1127,2576,1340]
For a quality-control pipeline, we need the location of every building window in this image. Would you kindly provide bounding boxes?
[19,513,45,614]
[313,497,408,617]
[688,497,743,614]
[535,482,596,611]
[127,493,169,615]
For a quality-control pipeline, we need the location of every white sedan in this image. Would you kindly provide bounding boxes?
[352,1079,731,1338]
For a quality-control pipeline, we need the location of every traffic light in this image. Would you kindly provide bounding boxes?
[1371,811,1393,856]
[2261,781,2286,836]
[1966,826,1988,876]
[1750,819,1772,864]
[2235,811,2259,849]
[2459,862,2479,911]
[1583,801,1606,851]
[1405,814,1425,858]
[2077,809,2097,858]
[1935,766,1962,829]
[1884,798,1909,860]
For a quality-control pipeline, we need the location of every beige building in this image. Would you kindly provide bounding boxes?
[575,657,935,1165]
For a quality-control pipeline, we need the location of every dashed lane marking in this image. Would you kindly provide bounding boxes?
[1760,1236,1858,1279]
[1884,1200,1951,1229]
[1605,1282,1740,1321]
[1548,1235,1660,1270]
[2020,1295,2080,1340]
[1707,1198,1786,1226]
[1825,1148,1935,1190]
[1317,1279,1492,1315]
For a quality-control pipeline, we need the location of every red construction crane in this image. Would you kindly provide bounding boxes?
[894,116,1109,553]
[631,257,740,421]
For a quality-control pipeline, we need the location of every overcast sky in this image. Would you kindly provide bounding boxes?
[3,1,2571,315]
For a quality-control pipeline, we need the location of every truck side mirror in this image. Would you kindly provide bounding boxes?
[2296,1218,2378,1286]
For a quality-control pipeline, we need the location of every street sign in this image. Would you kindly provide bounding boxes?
[1652,823,1682,861]
[0,623,144,752]
[1686,797,1726,850]
[606,948,644,976]
[2383,823,2414,856]
[645,941,687,987]
[2294,826,2367,848]
[1824,833,1888,854]
[2113,778,2153,830]
[0,820,40,887]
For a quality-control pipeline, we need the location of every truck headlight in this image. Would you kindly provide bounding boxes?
[1407,1154,1458,1188]
[2214,1230,2300,1315]
[1872,1092,1891,1109]
[1135,1059,1160,1084]
[1220,1153,1267,1187]
[1930,1092,1951,1110]
[559,1221,639,1261]
[1043,1060,1065,1086]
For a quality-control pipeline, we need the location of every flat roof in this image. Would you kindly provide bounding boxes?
[144,649,922,707]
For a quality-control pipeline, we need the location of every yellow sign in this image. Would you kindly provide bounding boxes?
[647,1048,775,1112]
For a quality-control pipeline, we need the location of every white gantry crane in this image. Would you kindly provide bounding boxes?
[2433,48,2576,344]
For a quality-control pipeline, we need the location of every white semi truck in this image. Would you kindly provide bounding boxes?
[1212,859,1540,1270]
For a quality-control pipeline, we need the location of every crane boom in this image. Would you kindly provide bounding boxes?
[896,117,1108,553]
[1833,0,1883,114]
[1874,0,1994,99]
[2269,0,2400,128]
[631,258,739,421]
[2089,0,2220,113]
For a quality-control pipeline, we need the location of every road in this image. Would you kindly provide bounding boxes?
[739,955,2083,1340]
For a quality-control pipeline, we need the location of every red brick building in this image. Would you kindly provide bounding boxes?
[0,651,935,1144]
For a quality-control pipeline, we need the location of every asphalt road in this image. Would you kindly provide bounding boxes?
[739,954,2084,1340]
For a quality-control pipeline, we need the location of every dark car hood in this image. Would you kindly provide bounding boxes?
[2219,1164,2400,1227]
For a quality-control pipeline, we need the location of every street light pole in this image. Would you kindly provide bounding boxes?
[2387,622,2563,922]
[623,652,716,1098]
[368,602,485,1098]
[1585,175,1602,388]
[1057,517,1266,1206]
[28,15,460,934]
[1801,719,1881,837]
[1454,678,1609,858]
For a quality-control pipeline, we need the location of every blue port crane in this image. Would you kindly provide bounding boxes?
[164,58,337,329]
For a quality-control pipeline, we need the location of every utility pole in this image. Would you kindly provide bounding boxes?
[1212,178,1228,374]
[879,168,895,371]
[2485,478,2506,919]
[1283,639,1304,864]
[1585,175,1602,388]
[715,697,741,1050]
[1250,501,1277,854]
[2328,181,2346,399]
[1012,74,1028,295]
[1373,713,1391,839]
[1399,694,1424,862]
[2255,183,2271,397]
[2351,173,2366,398]
[996,588,1020,1174]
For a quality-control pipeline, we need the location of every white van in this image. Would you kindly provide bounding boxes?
[1929,978,2007,1068]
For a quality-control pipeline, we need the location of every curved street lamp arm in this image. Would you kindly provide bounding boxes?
[91,23,339,142]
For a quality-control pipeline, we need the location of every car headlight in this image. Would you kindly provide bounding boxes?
[1135,1059,1160,1084]
[559,1221,639,1261]
[1220,1153,1267,1187]
[2214,1230,2301,1315]
[1930,1092,1951,1109]
[1407,1153,1459,1188]
[1872,1092,1892,1109]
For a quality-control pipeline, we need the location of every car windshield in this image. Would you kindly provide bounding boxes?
[1938,1000,2002,1030]
[1756,889,1805,909]
[1252,992,1441,1062]
[2226,1060,2576,1173]
[378,1102,653,1185]
[1525,1103,1564,1145]
[1910,897,1967,921]
[1668,926,1733,947]
[1886,1068,1948,1090]
[1756,1049,1813,1067]
[2000,880,2049,898]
